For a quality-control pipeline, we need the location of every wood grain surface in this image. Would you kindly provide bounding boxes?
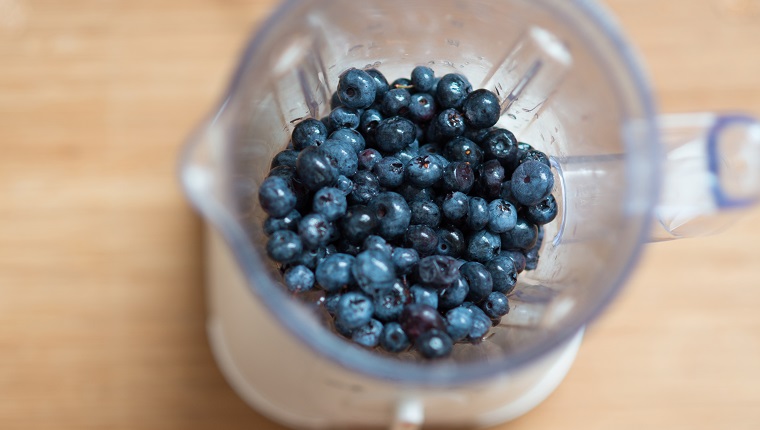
[1,0,759,429]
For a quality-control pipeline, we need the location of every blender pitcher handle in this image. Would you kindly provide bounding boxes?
[651,113,760,241]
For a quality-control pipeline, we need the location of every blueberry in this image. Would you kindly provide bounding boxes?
[397,183,435,202]
[298,213,334,250]
[359,108,384,143]
[481,291,509,319]
[409,199,441,228]
[283,265,315,293]
[445,306,474,341]
[369,192,412,239]
[329,128,365,152]
[500,216,538,250]
[519,149,551,167]
[358,148,382,171]
[372,156,405,188]
[511,160,554,206]
[366,68,390,102]
[391,77,413,90]
[408,93,437,123]
[438,275,469,311]
[435,73,472,109]
[524,194,558,225]
[379,322,411,352]
[335,291,374,330]
[500,249,527,274]
[375,116,416,153]
[263,209,301,236]
[433,108,466,139]
[325,292,341,315]
[465,304,492,340]
[487,199,518,233]
[322,139,358,177]
[266,165,296,180]
[444,136,483,169]
[464,127,492,144]
[441,161,475,194]
[411,66,436,93]
[405,155,444,188]
[399,303,446,340]
[335,175,353,196]
[266,230,303,264]
[404,224,439,256]
[348,170,381,204]
[392,141,419,165]
[352,250,396,295]
[461,88,501,129]
[467,230,501,263]
[418,143,443,157]
[500,180,520,207]
[337,68,376,109]
[441,191,469,224]
[417,255,460,288]
[312,187,348,221]
[485,256,518,294]
[478,159,506,199]
[460,261,493,303]
[415,329,453,359]
[352,319,384,347]
[391,247,419,275]
[410,284,438,309]
[465,197,489,231]
[373,280,410,322]
[258,176,297,218]
[292,118,328,150]
[482,128,519,168]
[296,146,339,191]
[328,106,361,130]
[334,238,361,256]
[435,227,466,257]
[381,88,412,117]
[362,235,393,256]
[270,149,299,169]
[341,205,378,244]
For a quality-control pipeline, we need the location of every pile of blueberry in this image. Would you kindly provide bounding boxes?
[258,66,557,359]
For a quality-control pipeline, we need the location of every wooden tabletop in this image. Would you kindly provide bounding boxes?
[1,0,759,428]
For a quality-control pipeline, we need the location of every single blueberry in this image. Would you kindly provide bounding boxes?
[467,230,501,263]
[405,155,444,188]
[312,187,348,222]
[500,216,538,250]
[409,199,441,228]
[461,88,501,129]
[435,226,466,257]
[357,148,382,171]
[441,191,469,224]
[296,146,339,191]
[348,170,381,205]
[500,249,527,274]
[283,265,315,293]
[366,68,390,102]
[375,116,416,153]
[478,159,506,199]
[352,319,384,347]
[417,255,460,289]
[296,245,329,270]
[408,93,437,123]
[435,73,472,109]
[321,139,358,177]
[482,128,519,169]
[438,275,469,311]
[391,247,420,275]
[372,156,405,188]
[524,194,558,225]
[404,224,439,256]
[341,205,378,244]
[352,250,396,296]
[298,213,334,250]
[441,161,475,194]
[415,329,453,359]
[372,280,410,322]
[335,175,354,196]
[444,136,483,169]
[258,176,297,218]
[397,183,436,202]
[266,230,303,264]
[379,321,411,352]
[399,303,446,340]
[445,306,474,341]
[411,66,436,93]
[335,291,374,330]
[270,149,299,169]
[418,142,443,157]
[292,118,328,150]
[381,88,412,117]
[329,128,365,152]
[481,291,509,319]
[362,235,393,256]
[337,68,376,109]
[511,160,554,206]
[263,209,301,236]
[487,199,518,233]
[410,284,438,309]
[519,149,551,167]
[266,165,296,180]
[460,261,493,303]
[485,256,518,294]
[369,192,412,239]
[359,108,384,144]
[465,304,492,340]
[433,108,466,139]
[328,106,361,130]
[392,140,419,165]
[464,126,492,144]
[465,197,489,231]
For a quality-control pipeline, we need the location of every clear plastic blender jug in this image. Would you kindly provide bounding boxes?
[179,0,760,428]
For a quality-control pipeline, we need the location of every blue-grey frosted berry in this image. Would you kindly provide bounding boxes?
[397,183,435,202]
[417,255,460,289]
[436,227,466,257]
[335,175,353,196]
[322,139,358,177]
[404,224,438,256]
[296,146,339,191]
[408,93,436,123]
[349,170,380,205]
[519,149,551,167]
[379,322,410,352]
[500,216,538,250]
[352,250,396,296]
[442,191,469,224]
[524,194,558,225]
[405,155,444,188]
[315,253,355,293]
[263,209,301,236]
[479,159,506,199]
[460,261,493,303]
[482,128,519,168]
[435,73,472,109]
[335,291,374,330]
[511,160,555,206]
[400,303,446,340]
[352,319,384,347]
[409,199,441,228]
[366,68,390,102]
[369,192,411,239]
[391,247,419,275]
[418,143,443,157]
[433,108,466,139]
[438,275,469,311]
[372,156,405,188]
[487,199,518,233]
[465,304,492,340]
[341,205,378,244]
[445,306,474,341]
[358,148,382,171]
[258,176,296,218]
[375,116,416,153]
[481,291,509,319]
[283,265,314,293]
[362,235,393,256]
[467,230,501,263]
[338,68,376,109]
[359,109,384,143]
[466,197,489,231]
[392,141,419,165]
[298,213,333,250]
[373,280,410,322]
[411,66,436,93]
[500,249,527,274]
[292,118,328,150]
[441,161,475,194]
[381,88,411,117]
[485,256,518,294]
[461,88,500,129]
[415,329,453,359]
[270,149,299,169]
[325,293,341,315]
[410,284,438,309]
[329,128,365,152]
[266,230,303,264]
[266,165,295,180]
[444,136,483,169]
[294,246,326,270]
[328,106,360,130]
[312,187,347,222]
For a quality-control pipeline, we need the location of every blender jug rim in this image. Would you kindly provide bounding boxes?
[180,0,661,385]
